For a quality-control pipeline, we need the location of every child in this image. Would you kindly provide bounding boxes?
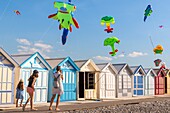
[16,79,24,107]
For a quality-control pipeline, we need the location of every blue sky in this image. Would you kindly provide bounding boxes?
[0,0,170,68]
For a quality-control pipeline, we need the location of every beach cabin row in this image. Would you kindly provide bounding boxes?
[0,47,169,104]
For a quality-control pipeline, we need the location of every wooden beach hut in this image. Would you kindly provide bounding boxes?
[11,52,51,103]
[96,63,117,99]
[113,63,133,98]
[46,57,79,102]
[0,47,19,104]
[130,65,146,96]
[144,68,156,96]
[153,68,166,95]
[74,59,100,100]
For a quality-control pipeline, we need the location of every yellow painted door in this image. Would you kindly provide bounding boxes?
[167,76,170,94]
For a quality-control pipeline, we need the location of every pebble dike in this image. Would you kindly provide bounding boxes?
[62,100,170,113]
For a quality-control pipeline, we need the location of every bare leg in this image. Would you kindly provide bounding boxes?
[49,94,56,110]
[30,92,37,110]
[55,95,60,110]
[22,97,30,111]
[20,99,23,107]
[25,97,31,107]
[16,99,18,107]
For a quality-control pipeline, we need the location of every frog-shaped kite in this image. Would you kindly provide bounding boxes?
[104,37,120,56]
[48,1,79,45]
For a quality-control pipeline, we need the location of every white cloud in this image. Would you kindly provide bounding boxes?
[16,39,53,58]
[128,51,148,58]
[118,54,125,58]
[16,38,31,46]
[93,56,112,61]
[34,43,53,52]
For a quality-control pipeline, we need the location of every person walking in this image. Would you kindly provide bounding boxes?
[49,66,64,111]
[16,79,24,107]
[22,70,39,111]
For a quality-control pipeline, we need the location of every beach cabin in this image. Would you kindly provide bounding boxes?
[96,63,117,99]
[74,59,100,100]
[130,65,146,96]
[165,69,170,94]
[0,48,19,104]
[153,68,166,95]
[11,52,51,103]
[46,57,79,102]
[144,68,156,96]
[113,63,133,98]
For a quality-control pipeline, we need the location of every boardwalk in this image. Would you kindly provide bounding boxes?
[0,96,170,113]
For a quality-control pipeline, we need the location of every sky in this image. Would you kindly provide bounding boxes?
[0,0,170,68]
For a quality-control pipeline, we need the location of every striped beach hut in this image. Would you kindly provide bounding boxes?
[0,48,19,104]
[130,65,146,96]
[153,68,166,95]
[46,57,79,102]
[113,63,133,98]
[144,68,156,96]
[11,52,51,103]
[96,63,117,99]
[74,59,100,100]
[165,69,170,94]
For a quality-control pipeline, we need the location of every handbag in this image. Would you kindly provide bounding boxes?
[53,73,60,88]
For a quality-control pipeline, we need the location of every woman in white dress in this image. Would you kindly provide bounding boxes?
[49,66,64,111]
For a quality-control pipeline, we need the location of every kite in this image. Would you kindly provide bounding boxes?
[144,5,152,22]
[48,1,79,45]
[159,25,163,28]
[104,36,120,56]
[101,16,115,33]
[160,62,166,69]
[153,45,163,54]
[154,59,162,67]
[14,10,21,15]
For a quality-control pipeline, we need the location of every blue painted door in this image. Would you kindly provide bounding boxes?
[133,75,144,96]
[54,70,77,101]
[137,76,143,95]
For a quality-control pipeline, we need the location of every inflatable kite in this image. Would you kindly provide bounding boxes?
[101,16,115,33]
[153,45,163,54]
[104,36,120,56]
[154,59,162,67]
[14,10,21,15]
[159,25,163,28]
[48,1,79,45]
[144,5,152,22]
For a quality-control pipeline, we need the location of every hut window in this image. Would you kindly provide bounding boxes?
[85,73,95,89]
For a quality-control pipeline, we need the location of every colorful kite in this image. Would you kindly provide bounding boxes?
[153,45,163,54]
[159,25,163,28]
[104,36,120,56]
[101,16,115,33]
[154,59,162,67]
[14,10,21,15]
[48,1,79,45]
[144,5,152,22]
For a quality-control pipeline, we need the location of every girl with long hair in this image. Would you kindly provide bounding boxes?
[22,70,39,111]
